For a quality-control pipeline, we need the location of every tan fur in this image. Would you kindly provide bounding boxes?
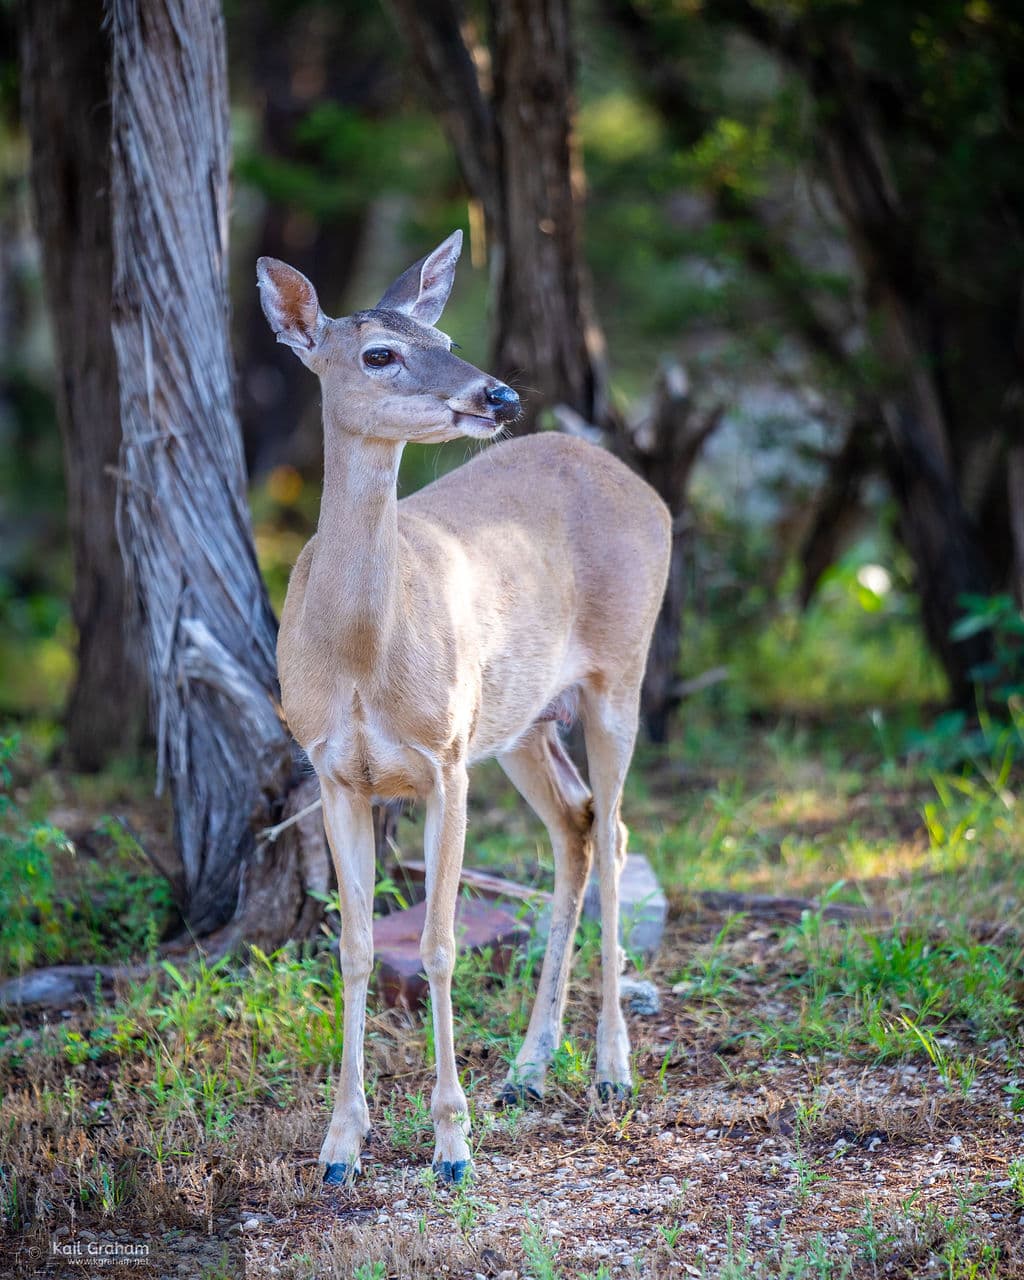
[258,234,670,1183]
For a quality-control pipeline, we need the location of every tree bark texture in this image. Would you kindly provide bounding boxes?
[388,0,611,433]
[20,0,146,770]
[107,0,322,938]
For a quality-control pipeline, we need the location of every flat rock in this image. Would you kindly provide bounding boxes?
[582,854,667,960]
[374,898,529,1008]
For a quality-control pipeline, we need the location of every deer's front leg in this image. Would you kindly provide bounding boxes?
[319,778,375,1185]
[422,764,472,1184]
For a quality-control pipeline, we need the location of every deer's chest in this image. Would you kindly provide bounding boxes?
[305,692,435,801]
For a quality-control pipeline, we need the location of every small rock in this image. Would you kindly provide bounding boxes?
[375,899,528,1008]
[242,1218,260,1232]
[620,978,661,1016]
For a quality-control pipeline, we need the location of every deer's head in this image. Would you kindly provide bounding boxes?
[257,231,520,443]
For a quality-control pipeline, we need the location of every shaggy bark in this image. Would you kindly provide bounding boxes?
[107,0,325,940]
[388,0,611,432]
[20,0,146,769]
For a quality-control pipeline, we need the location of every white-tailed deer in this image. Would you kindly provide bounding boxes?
[257,232,670,1186]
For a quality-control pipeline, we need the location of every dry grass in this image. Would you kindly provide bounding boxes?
[2,721,1023,1277]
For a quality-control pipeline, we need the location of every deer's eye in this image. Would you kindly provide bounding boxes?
[363,347,394,368]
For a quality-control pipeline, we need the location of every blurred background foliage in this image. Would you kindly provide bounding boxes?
[2,0,1021,757]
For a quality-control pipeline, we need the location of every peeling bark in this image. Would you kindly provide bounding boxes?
[107,0,323,941]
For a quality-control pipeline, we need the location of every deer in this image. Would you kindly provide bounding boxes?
[257,231,671,1187]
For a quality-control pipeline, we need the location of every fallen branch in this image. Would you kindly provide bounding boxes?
[258,796,324,845]
[397,859,551,906]
[692,890,889,924]
[0,963,153,1009]
[674,666,729,699]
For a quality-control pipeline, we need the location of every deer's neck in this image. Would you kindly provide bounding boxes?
[307,427,404,673]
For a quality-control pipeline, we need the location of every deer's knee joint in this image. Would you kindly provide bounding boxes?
[594,812,627,865]
[420,933,455,983]
[338,929,373,981]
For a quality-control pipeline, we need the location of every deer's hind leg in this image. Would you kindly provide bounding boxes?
[580,676,642,1100]
[497,723,593,1105]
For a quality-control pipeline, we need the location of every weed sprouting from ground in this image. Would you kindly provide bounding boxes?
[521,1218,562,1279]
[1,715,1023,1275]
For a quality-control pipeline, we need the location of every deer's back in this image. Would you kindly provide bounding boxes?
[401,432,671,683]
[404,432,668,593]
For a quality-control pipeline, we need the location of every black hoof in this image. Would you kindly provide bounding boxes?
[496,1083,543,1109]
[323,1162,356,1186]
[596,1081,630,1103]
[432,1159,471,1185]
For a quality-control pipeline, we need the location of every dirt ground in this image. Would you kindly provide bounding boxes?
[232,916,1024,1278]
[3,751,1023,1278]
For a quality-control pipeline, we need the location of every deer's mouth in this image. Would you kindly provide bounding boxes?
[450,411,502,437]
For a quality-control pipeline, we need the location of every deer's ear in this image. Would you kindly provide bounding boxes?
[376,230,462,325]
[257,257,326,353]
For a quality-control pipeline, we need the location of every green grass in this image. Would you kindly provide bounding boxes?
[1,703,1022,1274]
[0,735,175,976]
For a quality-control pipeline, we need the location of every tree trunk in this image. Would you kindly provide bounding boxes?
[107,0,327,942]
[488,0,611,431]
[615,366,723,741]
[1009,444,1024,609]
[20,0,146,770]
[388,0,612,433]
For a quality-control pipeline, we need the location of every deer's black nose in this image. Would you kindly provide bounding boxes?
[485,383,520,420]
